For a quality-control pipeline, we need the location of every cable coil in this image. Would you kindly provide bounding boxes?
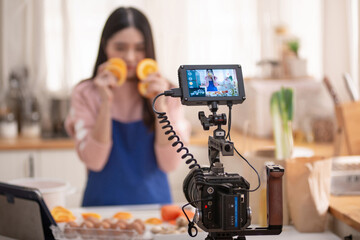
[152,93,200,170]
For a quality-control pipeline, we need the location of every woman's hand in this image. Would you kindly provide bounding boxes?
[93,62,118,103]
[142,72,170,110]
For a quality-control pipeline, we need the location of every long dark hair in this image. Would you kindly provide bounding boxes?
[92,7,155,130]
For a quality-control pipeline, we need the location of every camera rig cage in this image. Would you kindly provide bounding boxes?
[152,65,284,240]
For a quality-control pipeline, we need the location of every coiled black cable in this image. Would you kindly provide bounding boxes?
[152,93,200,170]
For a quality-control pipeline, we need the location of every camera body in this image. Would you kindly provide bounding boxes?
[183,165,251,233]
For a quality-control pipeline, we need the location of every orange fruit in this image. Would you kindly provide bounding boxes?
[106,58,127,86]
[145,217,162,225]
[81,212,102,220]
[161,205,182,221]
[180,209,195,219]
[137,82,158,98]
[137,82,149,97]
[51,206,76,223]
[136,58,158,81]
[113,211,133,220]
[53,212,76,223]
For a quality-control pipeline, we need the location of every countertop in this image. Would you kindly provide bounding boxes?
[0,128,333,156]
[64,204,340,240]
[0,137,74,150]
[1,129,359,235]
[329,195,360,232]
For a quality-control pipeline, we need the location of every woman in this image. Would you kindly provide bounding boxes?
[205,69,219,92]
[65,7,190,206]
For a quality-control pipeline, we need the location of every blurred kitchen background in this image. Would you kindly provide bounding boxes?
[0,0,359,228]
[1,0,358,138]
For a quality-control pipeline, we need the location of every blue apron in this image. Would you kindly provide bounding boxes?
[82,119,172,206]
[207,80,218,91]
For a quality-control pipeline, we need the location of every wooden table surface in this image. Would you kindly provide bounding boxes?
[329,195,360,232]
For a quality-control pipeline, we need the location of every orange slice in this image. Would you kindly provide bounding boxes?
[113,211,133,220]
[51,206,72,215]
[106,58,127,85]
[137,82,149,97]
[136,58,158,81]
[145,217,162,225]
[81,212,102,220]
[53,213,76,223]
[51,206,76,223]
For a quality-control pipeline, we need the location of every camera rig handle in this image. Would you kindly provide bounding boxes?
[267,165,284,227]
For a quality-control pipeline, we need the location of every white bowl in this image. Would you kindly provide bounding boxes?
[7,178,74,210]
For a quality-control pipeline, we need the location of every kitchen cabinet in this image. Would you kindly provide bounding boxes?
[0,150,38,180]
[35,150,87,208]
[0,149,86,208]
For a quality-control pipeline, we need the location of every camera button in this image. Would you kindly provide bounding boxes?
[208,211,213,220]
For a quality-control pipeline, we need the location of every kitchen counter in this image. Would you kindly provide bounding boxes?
[329,195,360,232]
[0,137,75,150]
[190,128,334,157]
[66,204,340,240]
[3,129,358,237]
[0,128,333,156]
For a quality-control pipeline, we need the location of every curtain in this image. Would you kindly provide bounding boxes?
[1,0,46,95]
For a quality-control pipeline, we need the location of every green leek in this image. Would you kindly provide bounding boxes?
[270,87,294,160]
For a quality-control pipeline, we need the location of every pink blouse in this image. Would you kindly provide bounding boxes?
[65,80,191,173]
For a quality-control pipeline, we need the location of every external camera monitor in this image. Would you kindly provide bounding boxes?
[178,65,246,106]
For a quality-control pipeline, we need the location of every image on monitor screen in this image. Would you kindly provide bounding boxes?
[186,69,239,98]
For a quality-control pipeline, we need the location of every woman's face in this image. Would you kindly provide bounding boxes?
[105,27,146,80]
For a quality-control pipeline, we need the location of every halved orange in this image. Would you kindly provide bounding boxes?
[51,206,76,223]
[81,212,102,220]
[106,58,127,86]
[51,206,72,215]
[136,58,158,81]
[113,211,133,220]
[145,217,162,225]
[137,82,149,97]
[53,212,76,223]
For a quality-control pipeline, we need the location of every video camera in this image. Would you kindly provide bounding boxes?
[153,65,284,240]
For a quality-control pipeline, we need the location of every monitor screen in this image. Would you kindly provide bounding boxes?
[186,69,239,98]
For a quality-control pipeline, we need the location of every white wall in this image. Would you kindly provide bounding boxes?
[323,0,352,103]
[0,0,3,91]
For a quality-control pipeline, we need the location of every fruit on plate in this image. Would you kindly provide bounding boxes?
[81,212,102,220]
[105,58,127,86]
[136,58,158,80]
[161,205,182,221]
[180,209,195,220]
[51,206,76,223]
[113,211,133,220]
[145,217,162,225]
